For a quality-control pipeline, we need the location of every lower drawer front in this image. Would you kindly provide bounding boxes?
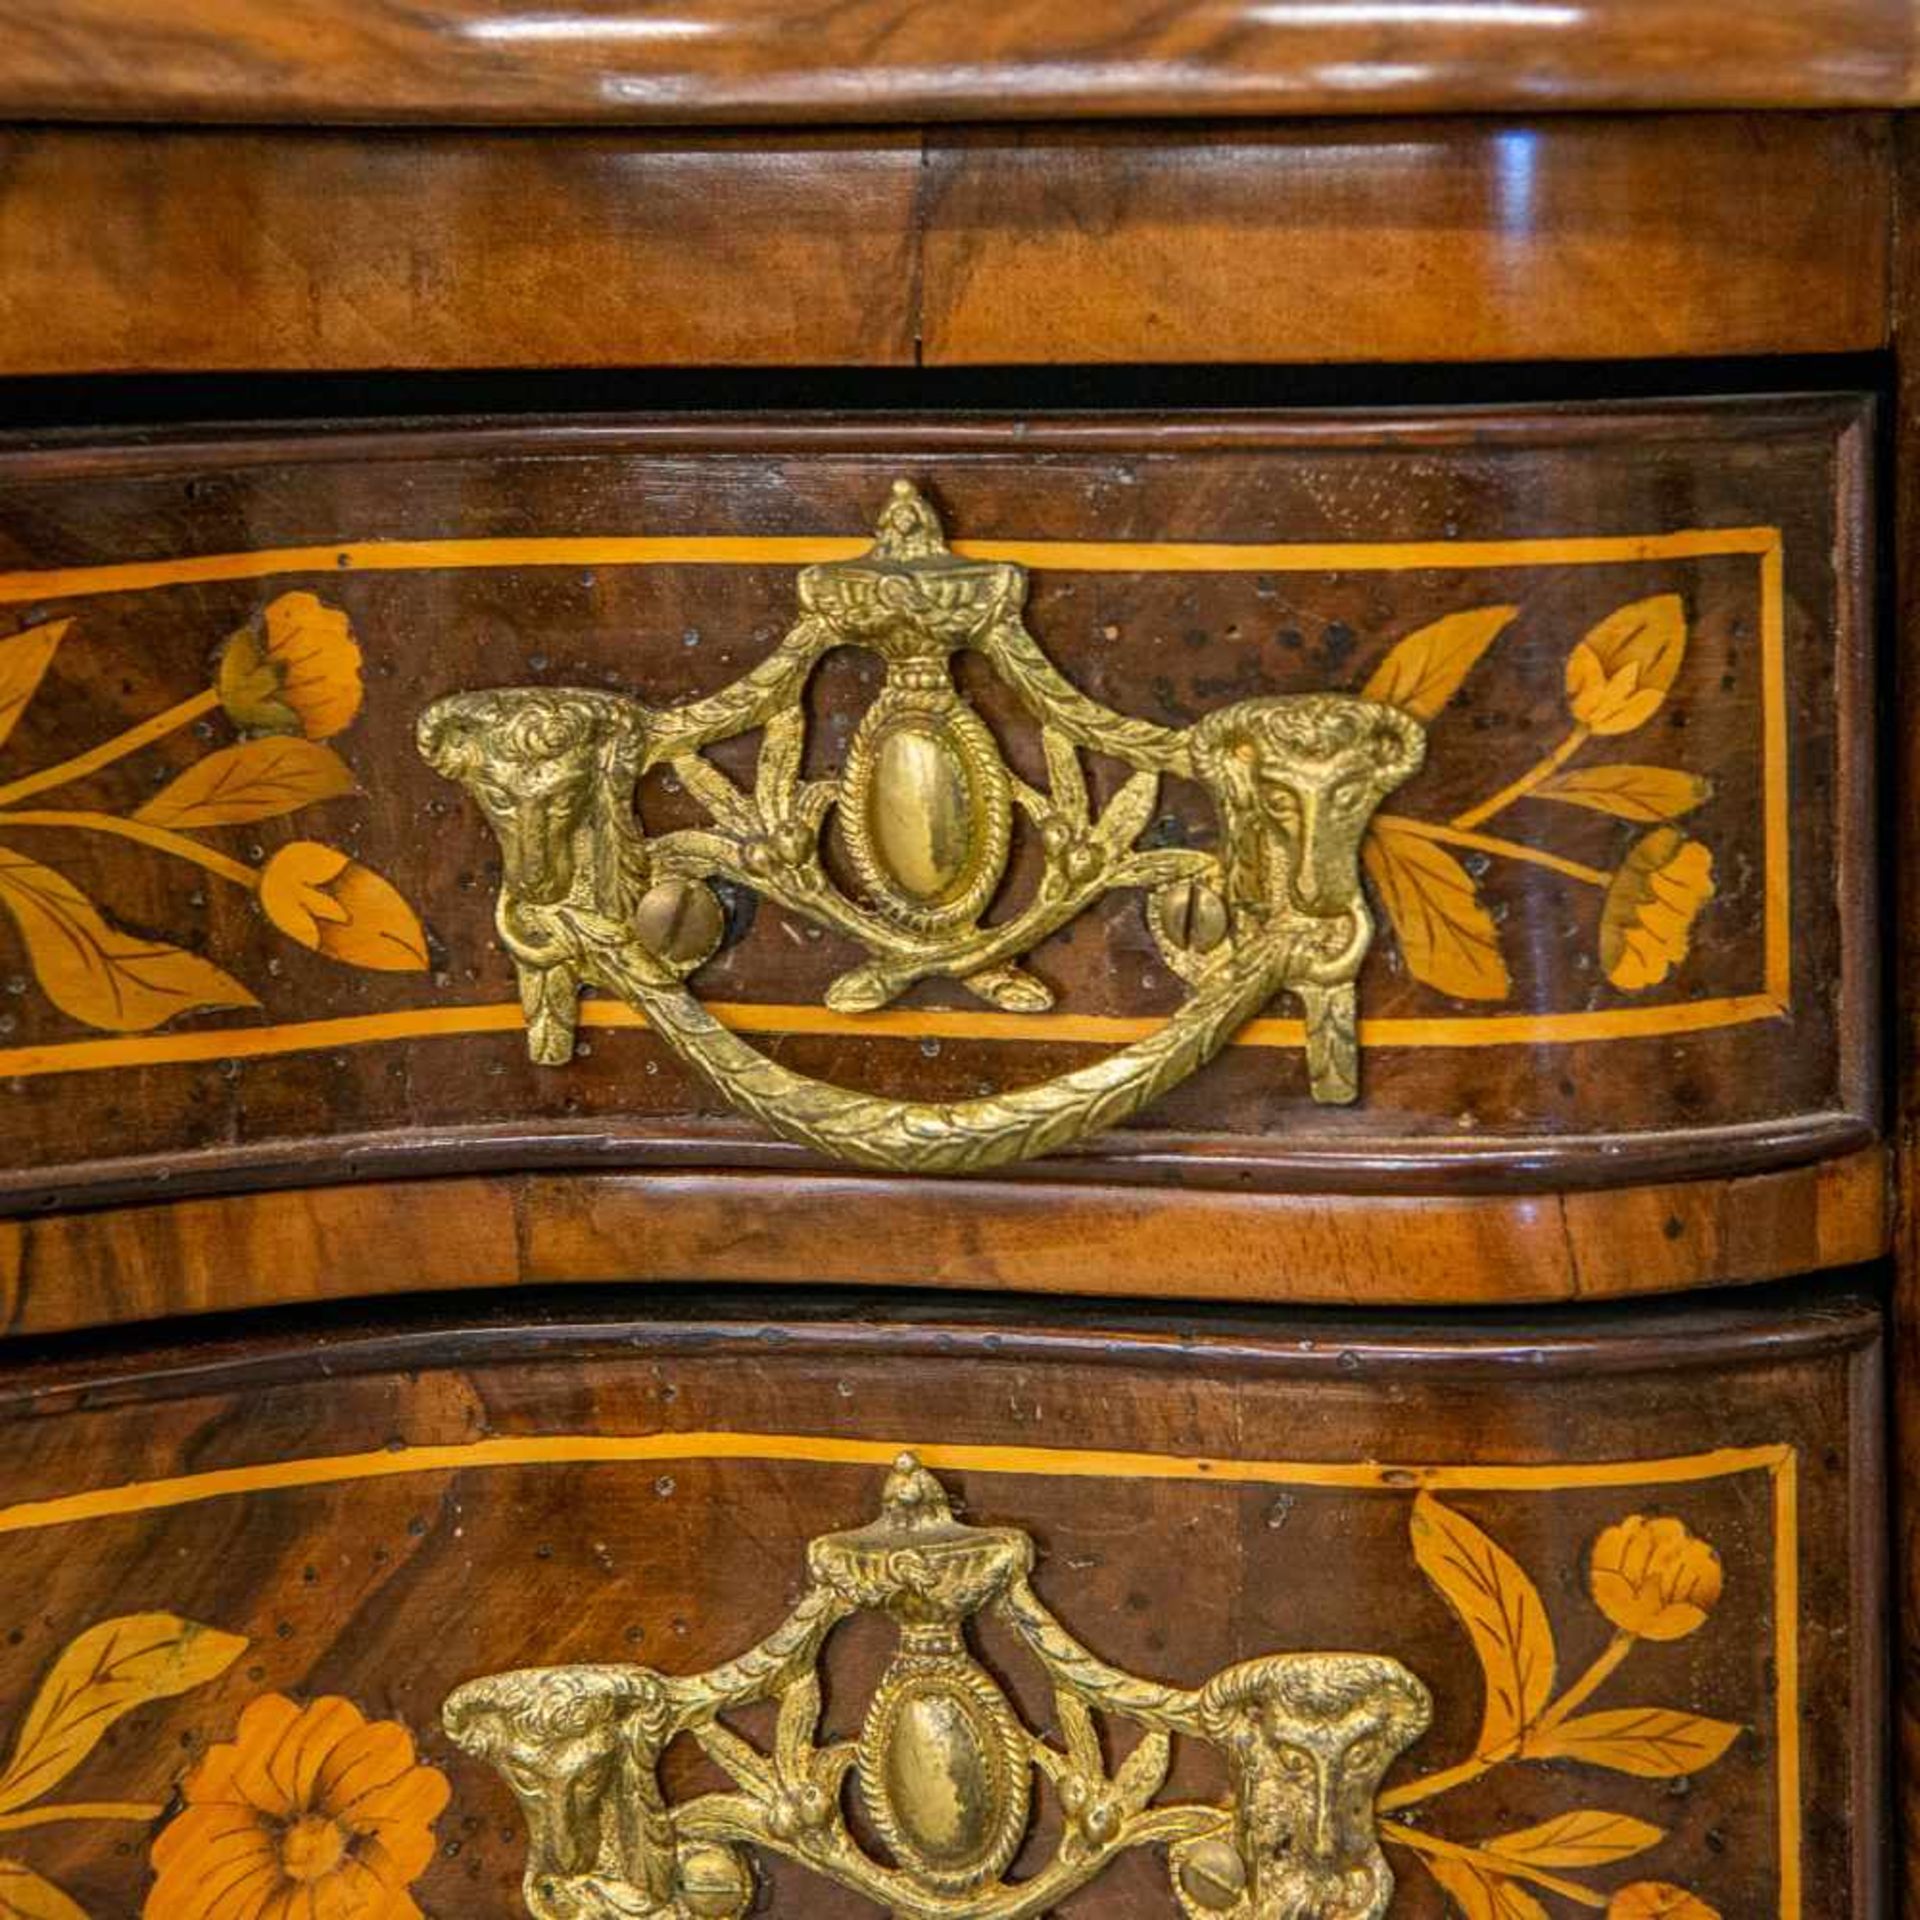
[0,1294,1877,1919]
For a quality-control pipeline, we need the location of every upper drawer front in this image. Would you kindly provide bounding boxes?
[0,403,1873,1202]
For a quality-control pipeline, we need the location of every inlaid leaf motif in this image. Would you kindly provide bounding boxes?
[1534,765,1711,823]
[1486,1810,1664,1869]
[1526,1707,1741,1778]
[0,848,258,1031]
[1363,822,1511,1001]
[134,738,357,829]
[1608,1884,1721,1919]
[1362,606,1517,720]
[0,622,69,753]
[0,1860,86,1920]
[1425,1852,1550,1920]
[1411,1494,1555,1757]
[0,1614,247,1816]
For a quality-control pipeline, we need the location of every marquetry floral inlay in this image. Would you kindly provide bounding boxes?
[1360,592,1717,1002]
[0,1612,246,1918]
[1391,1497,1736,1919]
[0,1606,452,1919]
[0,593,427,1035]
[144,1693,451,1920]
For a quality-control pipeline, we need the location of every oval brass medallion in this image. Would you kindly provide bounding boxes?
[840,693,1013,935]
[859,1660,1029,1893]
[870,726,974,903]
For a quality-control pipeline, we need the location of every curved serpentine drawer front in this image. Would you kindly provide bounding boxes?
[0,403,1874,1226]
[0,1294,1877,1919]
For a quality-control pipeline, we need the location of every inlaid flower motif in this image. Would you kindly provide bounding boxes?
[1599,829,1715,991]
[1360,590,1717,1010]
[260,841,429,971]
[1590,1515,1724,1641]
[0,596,427,1035]
[145,1693,449,1920]
[218,592,364,740]
[1564,594,1687,736]
[1607,1884,1721,1919]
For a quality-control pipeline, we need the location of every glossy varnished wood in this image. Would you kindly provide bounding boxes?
[0,129,923,375]
[0,0,1907,124]
[921,116,1894,365]
[0,24,1898,1917]
[0,1150,1885,1338]
[0,1290,1879,1917]
[0,408,1875,1215]
[0,117,1892,374]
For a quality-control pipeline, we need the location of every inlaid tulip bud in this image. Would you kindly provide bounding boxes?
[1590,1515,1724,1641]
[260,841,428,971]
[218,592,364,740]
[1565,593,1687,736]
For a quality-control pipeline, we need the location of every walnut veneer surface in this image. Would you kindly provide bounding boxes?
[0,9,1912,1920]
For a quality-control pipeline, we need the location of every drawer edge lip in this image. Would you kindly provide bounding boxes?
[0,392,1877,472]
[0,1111,1880,1217]
[0,1280,1883,1417]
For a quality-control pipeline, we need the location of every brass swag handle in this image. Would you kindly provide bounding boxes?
[418,482,1425,1174]
[444,1453,1431,1920]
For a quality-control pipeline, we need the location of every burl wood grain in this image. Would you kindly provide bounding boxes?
[0,1291,1880,1918]
[0,408,1876,1211]
[0,0,1907,123]
[0,115,1891,374]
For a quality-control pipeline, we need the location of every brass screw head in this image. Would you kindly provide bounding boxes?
[677,1843,753,1917]
[1156,878,1229,954]
[633,878,725,970]
[1178,1835,1248,1910]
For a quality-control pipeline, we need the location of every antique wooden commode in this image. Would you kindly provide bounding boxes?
[0,6,1913,1917]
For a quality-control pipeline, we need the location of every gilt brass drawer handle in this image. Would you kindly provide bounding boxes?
[419,482,1424,1173]
[444,1452,1431,1920]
